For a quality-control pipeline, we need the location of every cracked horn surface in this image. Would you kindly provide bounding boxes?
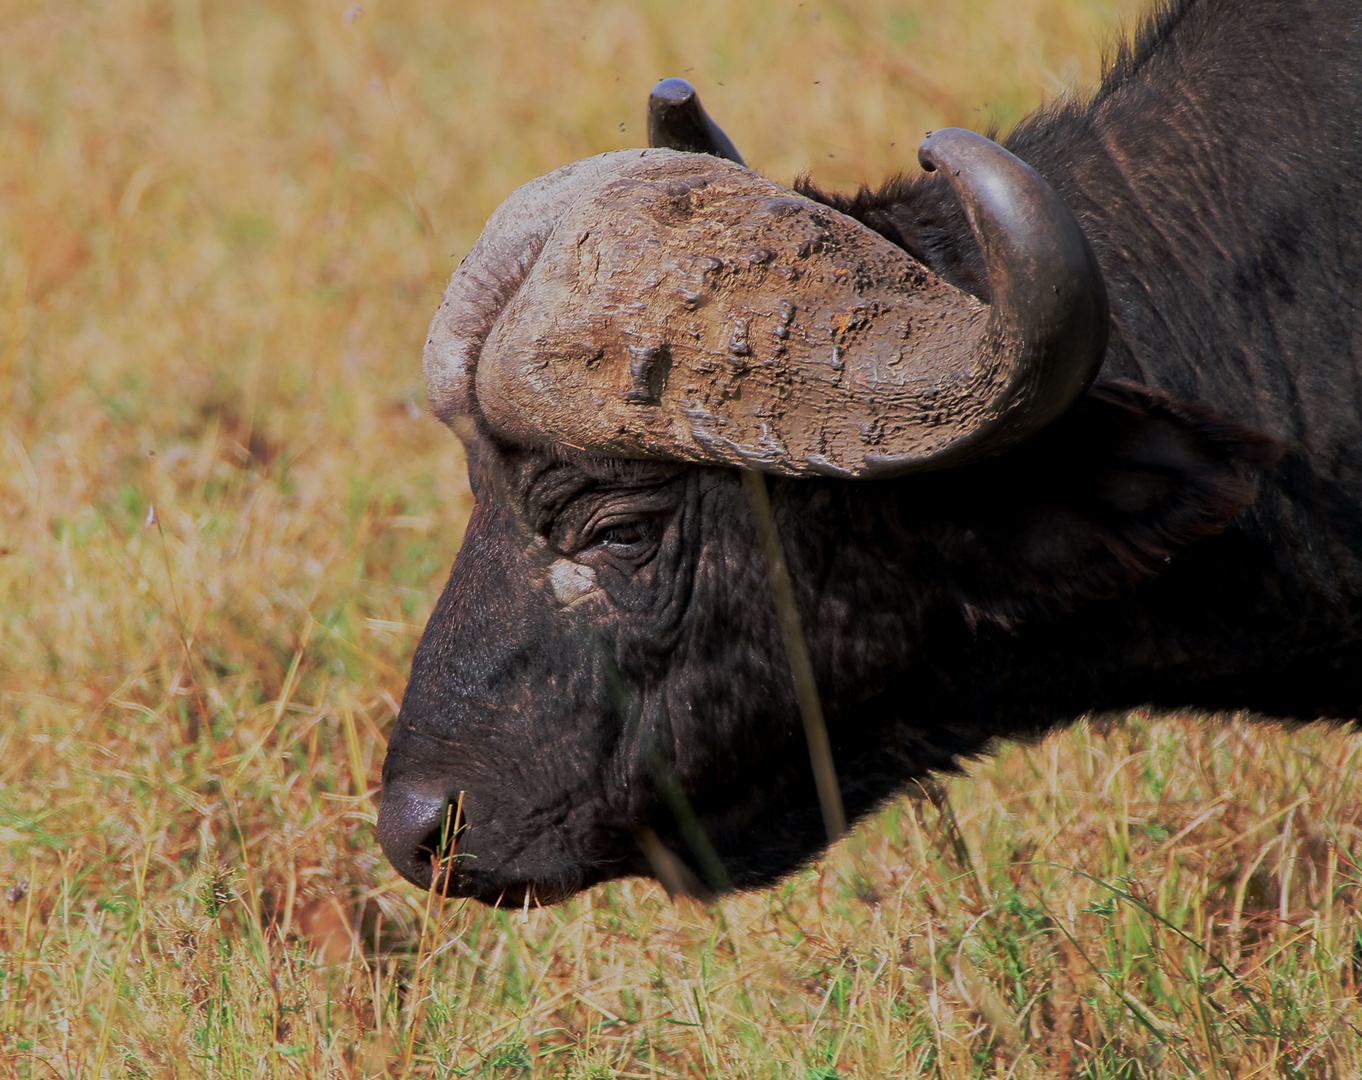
[425,147,1007,478]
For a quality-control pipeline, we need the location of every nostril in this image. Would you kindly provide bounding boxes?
[412,818,454,868]
[377,782,461,890]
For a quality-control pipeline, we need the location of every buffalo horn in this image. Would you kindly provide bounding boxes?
[647,78,745,165]
[425,133,1107,477]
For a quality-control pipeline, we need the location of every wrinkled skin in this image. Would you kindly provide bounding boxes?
[381,0,1362,902]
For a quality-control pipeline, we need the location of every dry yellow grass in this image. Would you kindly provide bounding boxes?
[3,0,1361,1077]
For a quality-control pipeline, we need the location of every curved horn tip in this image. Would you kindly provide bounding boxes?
[917,127,1004,175]
[647,77,745,165]
[649,77,697,105]
[912,126,1110,449]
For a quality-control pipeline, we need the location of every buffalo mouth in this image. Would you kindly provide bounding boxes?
[389,837,603,907]
[403,847,599,907]
[468,879,581,910]
[431,861,648,908]
[451,842,712,907]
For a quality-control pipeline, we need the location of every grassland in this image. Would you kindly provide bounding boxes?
[3,0,1362,1076]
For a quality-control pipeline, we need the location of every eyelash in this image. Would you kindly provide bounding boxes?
[594,519,657,549]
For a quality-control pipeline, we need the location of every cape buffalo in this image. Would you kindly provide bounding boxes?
[378,0,1362,904]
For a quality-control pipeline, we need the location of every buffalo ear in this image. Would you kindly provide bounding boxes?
[936,382,1283,629]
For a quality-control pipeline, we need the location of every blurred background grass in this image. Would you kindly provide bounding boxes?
[4,0,1362,1076]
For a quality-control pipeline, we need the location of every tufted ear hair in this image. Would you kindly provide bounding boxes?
[932,382,1283,629]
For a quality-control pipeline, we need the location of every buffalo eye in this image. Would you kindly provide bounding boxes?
[593,518,658,553]
[573,515,665,570]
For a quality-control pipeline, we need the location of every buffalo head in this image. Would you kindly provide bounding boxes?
[377,104,1276,903]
